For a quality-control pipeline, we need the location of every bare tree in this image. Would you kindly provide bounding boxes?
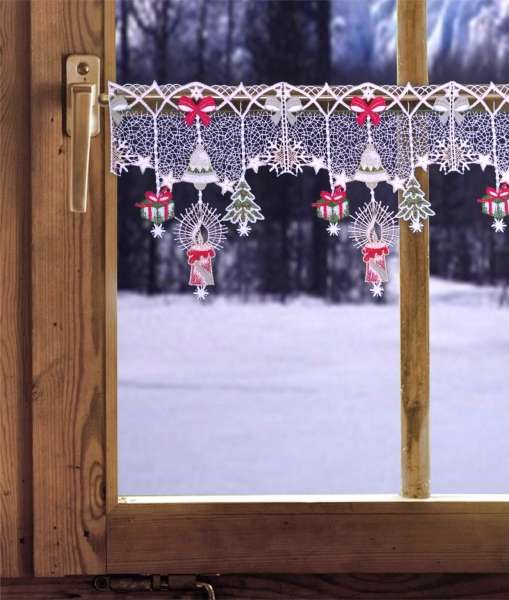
[225,0,234,80]
[118,0,130,83]
[129,0,182,294]
[310,0,331,298]
[195,0,209,80]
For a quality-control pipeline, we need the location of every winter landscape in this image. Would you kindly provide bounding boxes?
[118,277,509,496]
[116,0,509,497]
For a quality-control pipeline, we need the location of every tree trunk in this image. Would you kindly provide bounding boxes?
[147,0,172,295]
[225,0,234,80]
[196,0,208,80]
[311,0,331,297]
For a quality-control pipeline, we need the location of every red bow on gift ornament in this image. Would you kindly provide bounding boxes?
[477,183,509,212]
[312,186,347,208]
[178,96,217,126]
[135,187,173,208]
[350,96,387,126]
[478,183,509,202]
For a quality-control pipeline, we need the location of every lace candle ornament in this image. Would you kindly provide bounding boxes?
[187,236,216,288]
[176,202,228,300]
[363,244,390,288]
[349,200,399,297]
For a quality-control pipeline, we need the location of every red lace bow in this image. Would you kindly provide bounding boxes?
[350,96,386,126]
[178,96,217,126]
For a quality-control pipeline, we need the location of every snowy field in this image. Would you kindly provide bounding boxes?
[118,278,509,496]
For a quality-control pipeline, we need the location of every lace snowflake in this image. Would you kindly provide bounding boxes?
[430,138,477,174]
[264,139,309,176]
[111,139,138,174]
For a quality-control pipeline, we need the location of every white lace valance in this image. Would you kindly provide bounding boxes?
[108,81,509,298]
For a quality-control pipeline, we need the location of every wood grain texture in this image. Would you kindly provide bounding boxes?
[104,0,118,516]
[0,0,33,578]
[397,0,430,498]
[113,495,509,514]
[30,0,114,576]
[107,504,509,573]
[4,574,509,600]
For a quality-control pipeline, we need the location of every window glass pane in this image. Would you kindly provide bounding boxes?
[430,171,509,493]
[115,0,400,497]
[428,3,509,494]
[118,179,401,495]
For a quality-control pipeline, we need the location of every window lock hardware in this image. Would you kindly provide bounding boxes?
[93,574,216,598]
[65,54,101,213]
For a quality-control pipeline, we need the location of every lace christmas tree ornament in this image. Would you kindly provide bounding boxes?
[223,178,264,236]
[397,176,435,233]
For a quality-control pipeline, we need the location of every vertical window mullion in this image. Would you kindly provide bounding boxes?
[397,0,431,499]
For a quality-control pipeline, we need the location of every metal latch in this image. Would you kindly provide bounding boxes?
[94,575,216,598]
[65,54,101,213]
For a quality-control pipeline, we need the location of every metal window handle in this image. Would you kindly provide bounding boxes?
[196,581,216,600]
[65,55,101,213]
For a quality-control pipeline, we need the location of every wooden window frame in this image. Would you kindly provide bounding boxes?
[103,0,509,574]
[5,0,507,580]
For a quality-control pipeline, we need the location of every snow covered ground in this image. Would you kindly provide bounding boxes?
[118,278,509,497]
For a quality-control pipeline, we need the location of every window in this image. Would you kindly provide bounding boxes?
[116,0,407,499]
[17,0,508,581]
[104,0,508,574]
